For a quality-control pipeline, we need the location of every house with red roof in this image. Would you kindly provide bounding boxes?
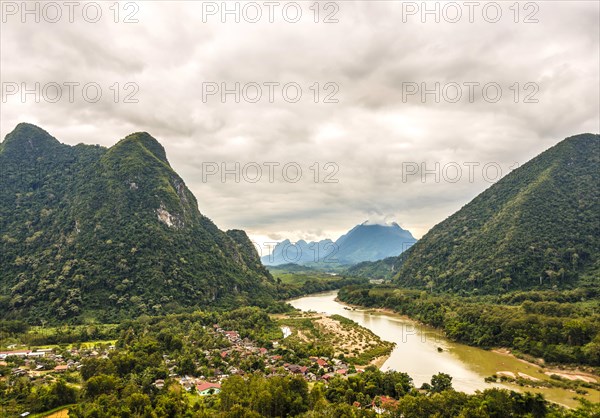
[196,382,221,396]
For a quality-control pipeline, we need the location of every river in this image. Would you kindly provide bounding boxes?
[289,290,598,408]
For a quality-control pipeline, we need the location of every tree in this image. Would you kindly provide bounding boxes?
[85,374,120,398]
[430,372,453,393]
[177,355,196,376]
[500,277,512,291]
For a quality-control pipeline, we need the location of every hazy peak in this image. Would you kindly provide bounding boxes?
[361,220,401,228]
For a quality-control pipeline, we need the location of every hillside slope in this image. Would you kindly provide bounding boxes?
[395,133,599,293]
[0,123,275,323]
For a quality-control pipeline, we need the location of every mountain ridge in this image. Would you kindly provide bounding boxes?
[262,222,416,266]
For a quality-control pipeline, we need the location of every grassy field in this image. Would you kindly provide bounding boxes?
[29,405,73,417]
[27,324,119,336]
[1,323,120,351]
[269,267,340,284]
[268,267,344,285]
[30,340,118,350]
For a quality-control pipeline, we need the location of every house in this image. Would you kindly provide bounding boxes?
[316,358,328,368]
[179,377,194,391]
[287,364,302,374]
[259,348,268,355]
[27,351,46,357]
[54,365,69,373]
[154,379,165,389]
[12,368,27,376]
[336,369,348,375]
[0,350,45,360]
[197,382,221,396]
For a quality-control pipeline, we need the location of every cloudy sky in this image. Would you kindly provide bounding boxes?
[1,1,599,252]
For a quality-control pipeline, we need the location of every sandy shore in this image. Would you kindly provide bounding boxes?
[491,348,599,383]
[370,354,391,368]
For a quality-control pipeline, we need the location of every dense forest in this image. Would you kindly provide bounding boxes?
[345,257,401,280]
[0,123,277,323]
[392,134,599,294]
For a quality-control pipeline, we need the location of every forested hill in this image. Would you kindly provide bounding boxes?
[0,123,275,323]
[395,133,600,293]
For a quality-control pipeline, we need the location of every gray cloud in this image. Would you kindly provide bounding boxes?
[1,1,598,242]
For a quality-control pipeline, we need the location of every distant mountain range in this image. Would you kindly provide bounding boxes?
[392,133,600,293]
[261,221,416,266]
[0,123,275,322]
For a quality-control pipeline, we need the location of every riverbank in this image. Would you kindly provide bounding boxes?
[290,290,600,409]
[368,354,390,368]
[491,348,598,384]
[342,297,599,381]
[335,297,600,383]
[336,297,419,322]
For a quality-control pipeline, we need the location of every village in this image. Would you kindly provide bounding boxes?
[0,321,359,399]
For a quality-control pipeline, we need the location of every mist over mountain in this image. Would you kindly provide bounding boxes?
[0,123,275,323]
[261,222,416,266]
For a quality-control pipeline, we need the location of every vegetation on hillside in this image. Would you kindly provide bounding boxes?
[344,257,402,280]
[394,134,599,294]
[0,124,276,323]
